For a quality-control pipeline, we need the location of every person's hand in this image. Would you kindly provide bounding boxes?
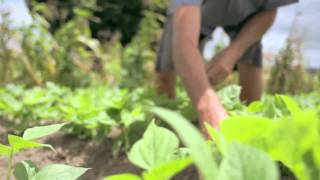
[196,89,228,138]
[206,46,243,85]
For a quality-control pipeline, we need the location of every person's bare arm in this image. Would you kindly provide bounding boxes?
[232,9,277,55]
[207,9,277,85]
[173,6,227,130]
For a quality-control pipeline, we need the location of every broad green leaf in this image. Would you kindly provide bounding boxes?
[219,143,279,180]
[0,144,12,156]
[143,158,192,180]
[150,107,218,180]
[14,160,39,180]
[265,111,319,180]
[128,121,179,170]
[8,135,54,153]
[23,123,65,140]
[31,164,89,180]
[103,174,142,180]
[220,116,272,150]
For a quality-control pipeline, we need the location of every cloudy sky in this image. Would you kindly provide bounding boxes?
[263,0,320,68]
[1,0,319,68]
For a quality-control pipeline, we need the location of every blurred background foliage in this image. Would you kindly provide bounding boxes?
[0,0,319,93]
[0,0,168,88]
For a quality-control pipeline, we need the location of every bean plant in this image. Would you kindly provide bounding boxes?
[104,91,320,180]
[0,123,89,180]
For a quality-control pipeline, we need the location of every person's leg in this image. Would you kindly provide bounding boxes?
[155,16,176,98]
[156,71,176,99]
[238,63,263,103]
[235,39,264,103]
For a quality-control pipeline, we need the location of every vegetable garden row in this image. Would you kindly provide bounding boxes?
[0,83,319,180]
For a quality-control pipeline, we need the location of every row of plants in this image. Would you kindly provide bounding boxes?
[2,95,318,180]
[0,84,319,179]
[0,82,195,151]
[105,95,320,180]
[1,83,319,142]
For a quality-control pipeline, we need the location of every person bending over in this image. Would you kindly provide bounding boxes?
[155,0,298,130]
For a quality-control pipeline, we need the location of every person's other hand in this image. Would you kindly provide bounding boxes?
[206,47,242,85]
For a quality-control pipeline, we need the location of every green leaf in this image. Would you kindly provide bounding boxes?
[150,107,218,180]
[14,160,39,180]
[31,164,89,180]
[265,111,319,180]
[143,158,192,180]
[314,144,320,169]
[217,85,243,110]
[103,174,142,180]
[219,143,279,180]
[0,93,22,112]
[128,121,179,170]
[277,95,301,114]
[8,135,54,153]
[23,123,65,140]
[0,144,12,156]
[220,116,272,150]
[205,123,227,154]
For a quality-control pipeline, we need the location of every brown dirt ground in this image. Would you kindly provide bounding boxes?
[0,121,199,180]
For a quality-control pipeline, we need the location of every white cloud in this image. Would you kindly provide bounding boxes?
[0,0,32,26]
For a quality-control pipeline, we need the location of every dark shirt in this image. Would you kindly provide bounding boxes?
[170,0,298,35]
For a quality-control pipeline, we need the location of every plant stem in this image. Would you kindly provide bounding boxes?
[124,128,130,152]
[6,148,13,180]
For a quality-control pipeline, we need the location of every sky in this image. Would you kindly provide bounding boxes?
[1,0,319,68]
[263,0,320,68]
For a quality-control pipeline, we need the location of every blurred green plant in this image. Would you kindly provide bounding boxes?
[1,0,169,88]
[0,123,89,180]
[0,9,18,85]
[267,20,318,94]
[105,108,279,180]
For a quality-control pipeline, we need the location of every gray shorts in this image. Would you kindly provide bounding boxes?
[155,16,263,72]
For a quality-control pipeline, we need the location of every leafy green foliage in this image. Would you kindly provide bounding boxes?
[217,85,246,113]
[1,84,319,180]
[31,164,89,180]
[128,121,179,170]
[0,83,196,144]
[0,144,11,156]
[8,135,54,153]
[1,123,64,155]
[14,161,39,180]
[0,123,89,180]
[142,158,192,180]
[104,174,142,180]
[107,108,282,180]
[105,121,192,180]
[218,143,279,180]
[23,123,65,140]
[150,107,219,180]
[2,0,169,88]
[208,110,320,180]
[13,161,89,180]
